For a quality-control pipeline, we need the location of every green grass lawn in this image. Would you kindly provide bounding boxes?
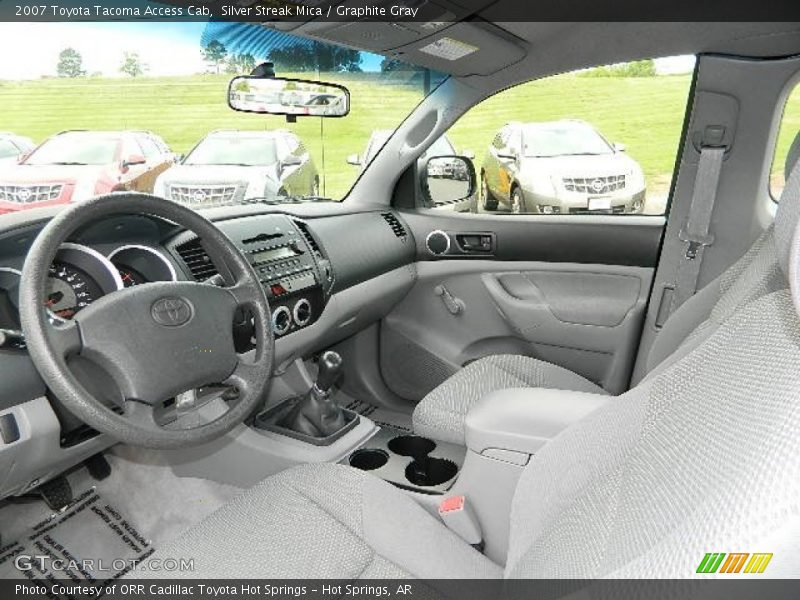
[1,72,797,202]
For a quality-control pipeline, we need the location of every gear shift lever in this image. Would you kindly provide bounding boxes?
[315,351,343,395]
[281,351,347,437]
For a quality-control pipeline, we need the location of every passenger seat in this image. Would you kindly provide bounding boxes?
[413,132,800,445]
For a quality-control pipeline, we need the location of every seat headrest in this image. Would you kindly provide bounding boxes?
[774,130,800,276]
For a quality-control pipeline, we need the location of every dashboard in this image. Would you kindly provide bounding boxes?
[0,204,415,500]
[0,204,416,412]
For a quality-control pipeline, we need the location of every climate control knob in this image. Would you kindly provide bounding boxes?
[271,306,292,336]
[293,298,312,327]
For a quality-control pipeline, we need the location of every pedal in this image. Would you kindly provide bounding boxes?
[85,453,112,481]
[37,476,73,511]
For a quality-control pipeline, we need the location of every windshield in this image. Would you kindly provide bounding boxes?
[0,22,445,214]
[0,140,19,160]
[24,135,120,166]
[184,136,278,167]
[523,124,613,157]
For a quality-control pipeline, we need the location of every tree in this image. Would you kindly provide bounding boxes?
[268,43,362,73]
[202,40,228,74]
[120,52,147,78]
[579,59,657,78]
[380,57,419,72]
[224,53,257,75]
[56,48,85,78]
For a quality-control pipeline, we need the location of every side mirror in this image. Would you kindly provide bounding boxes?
[497,151,517,160]
[121,154,146,171]
[17,152,30,164]
[228,75,350,118]
[614,142,626,152]
[421,155,476,207]
[346,154,362,166]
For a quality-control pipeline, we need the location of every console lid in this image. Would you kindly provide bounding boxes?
[465,388,610,458]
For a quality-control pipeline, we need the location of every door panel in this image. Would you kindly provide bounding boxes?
[378,211,663,401]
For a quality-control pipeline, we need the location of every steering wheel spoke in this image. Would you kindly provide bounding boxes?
[228,279,263,309]
[49,319,82,357]
[123,399,157,429]
[224,359,261,394]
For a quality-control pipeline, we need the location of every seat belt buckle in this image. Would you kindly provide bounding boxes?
[438,495,484,551]
[679,228,714,260]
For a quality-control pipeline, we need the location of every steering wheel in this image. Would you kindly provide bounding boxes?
[19,193,274,449]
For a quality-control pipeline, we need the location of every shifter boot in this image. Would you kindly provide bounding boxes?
[283,390,347,437]
[281,351,347,437]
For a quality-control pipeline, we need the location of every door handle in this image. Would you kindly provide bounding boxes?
[455,233,494,254]
[434,285,464,315]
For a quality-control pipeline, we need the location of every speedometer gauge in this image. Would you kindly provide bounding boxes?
[45,262,104,319]
[118,266,147,288]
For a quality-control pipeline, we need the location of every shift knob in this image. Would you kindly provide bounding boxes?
[315,351,343,393]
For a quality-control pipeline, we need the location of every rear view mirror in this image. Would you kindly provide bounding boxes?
[421,156,476,206]
[228,76,350,118]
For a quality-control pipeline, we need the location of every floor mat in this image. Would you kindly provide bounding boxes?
[0,487,153,585]
[344,397,413,432]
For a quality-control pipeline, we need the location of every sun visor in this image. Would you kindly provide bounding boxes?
[385,21,526,76]
[285,18,526,77]
[262,0,494,35]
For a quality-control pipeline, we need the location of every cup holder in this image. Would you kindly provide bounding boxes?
[405,457,458,487]
[349,449,389,471]
[387,435,436,457]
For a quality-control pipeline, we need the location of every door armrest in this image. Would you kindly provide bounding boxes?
[464,387,610,457]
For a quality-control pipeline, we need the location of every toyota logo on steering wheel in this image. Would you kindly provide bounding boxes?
[151,296,193,326]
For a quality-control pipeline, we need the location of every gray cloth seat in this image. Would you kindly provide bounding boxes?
[145,287,800,577]
[413,133,800,445]
[137,462,501,579]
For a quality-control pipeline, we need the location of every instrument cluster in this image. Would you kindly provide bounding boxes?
[0,243,178,343]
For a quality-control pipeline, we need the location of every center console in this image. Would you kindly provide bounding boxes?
[172,214,333,339]
[347,430,463,494]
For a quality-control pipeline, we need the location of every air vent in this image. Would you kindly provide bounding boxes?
[175,238,218,281]
[294,220,322,257]
[381,212,407,239]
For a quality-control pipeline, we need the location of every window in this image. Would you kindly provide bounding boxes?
[0,140,19,160]
[0,21,446,217]
[25,133,120,166]
[137,136,162,159]
[771,83,800,200]
[427,58,694,215]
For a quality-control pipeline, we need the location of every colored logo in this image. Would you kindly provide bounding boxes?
[696,552,773,574]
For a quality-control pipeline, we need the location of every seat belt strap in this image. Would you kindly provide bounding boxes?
[668,144,726,314]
